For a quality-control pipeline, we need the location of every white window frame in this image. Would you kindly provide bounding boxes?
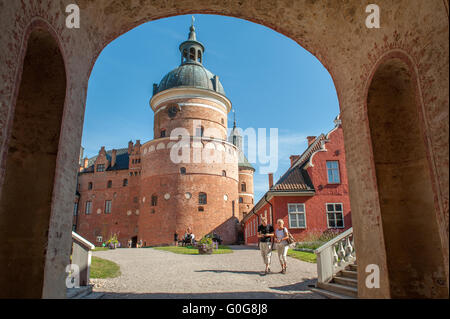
[96,236,103,243]
[288,203,306,229]
[85,201,92,215]
[326,203,345,229]
[105,200,112,214]
[326,161,341,184]
[73,202,78,216]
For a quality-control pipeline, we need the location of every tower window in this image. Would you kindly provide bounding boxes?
[239,197,243,203]
[197,50,202,63]
[123,179,128,187]
[88,182,93,190]
[151,195,158,207]
[182,49,188,63]
[190,47,195,61]
[241,182,246,192]
[180,167,186,175]
[222,170,226,177]
[105,200,112,214]
[160,129,166,138]
[199,192,207,205]
[107,180,112,188]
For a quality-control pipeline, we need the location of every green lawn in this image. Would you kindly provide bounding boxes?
[93,247,110,252]
[90,256,121,279]
[153,245,233,255]
[287,249,317,263]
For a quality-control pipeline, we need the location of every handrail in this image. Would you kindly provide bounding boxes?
[314,227,353,254]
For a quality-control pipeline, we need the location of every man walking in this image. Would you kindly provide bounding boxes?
[257,216,274,275]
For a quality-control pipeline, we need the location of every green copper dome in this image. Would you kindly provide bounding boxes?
[155,64,225,96]
[153,19,226,96]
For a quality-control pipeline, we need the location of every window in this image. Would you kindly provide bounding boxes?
[73,202,78,216]
[151,195,158,207]
[189,47,195,61]
[239,197,243,203]
[326,203,344,228]
[241,183,246,192]
[197,50,202,63]
[105,200,112,214]
[88,182,93,190]
[233,135,237,146]
[160,129,166,138]
[199,192,207,205]
[180,167,186,175]
[183,49,187,62]
[221,118,224,125]
[96,164,105,172]
[222,170,226,177]
[232,200,235,216]
[85,201,92,215]
[123,179,128,187]
[326,161,341,184]
[96,236,103,243]
[288,203,306,228]
[195,126,204,137]
[198,206,204,212]
[107,180,112,188]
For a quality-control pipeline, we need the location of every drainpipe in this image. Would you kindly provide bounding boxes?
[263,193,274,225]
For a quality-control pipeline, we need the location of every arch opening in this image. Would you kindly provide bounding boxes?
[367,57,448,298]
[0,28,66,298]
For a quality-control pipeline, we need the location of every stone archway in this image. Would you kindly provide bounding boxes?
[0,1,447,299]
[0,24,67,298]
[366,53,448,298]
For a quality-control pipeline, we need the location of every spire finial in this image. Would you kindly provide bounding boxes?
[188,16,197,40]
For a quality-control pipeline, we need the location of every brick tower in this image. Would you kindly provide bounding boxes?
[137,21,241,245]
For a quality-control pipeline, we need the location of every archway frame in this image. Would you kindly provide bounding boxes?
[362,49,449,297]
[0,1,447,299]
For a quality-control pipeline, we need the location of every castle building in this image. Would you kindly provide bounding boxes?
[73,23,254,247]
[243,116,352,244]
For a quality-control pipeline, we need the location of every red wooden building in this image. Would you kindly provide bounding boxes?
[243,115,352,244]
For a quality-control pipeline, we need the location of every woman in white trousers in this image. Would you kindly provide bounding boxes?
[274,219,290,274]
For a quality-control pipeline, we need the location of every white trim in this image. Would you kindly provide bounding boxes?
[239,172,254,177]
[72,231,95,250]
[287,203,307,229]
[239,193,254,198]
[325,202,345,229]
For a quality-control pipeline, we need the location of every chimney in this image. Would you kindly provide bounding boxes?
[307,136,316,146]
[111,149,117,168]
[268,173,274,189]
[290,155,300,167]
[128,141,133,154]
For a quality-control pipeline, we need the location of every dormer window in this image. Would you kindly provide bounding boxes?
[96,164,105,172]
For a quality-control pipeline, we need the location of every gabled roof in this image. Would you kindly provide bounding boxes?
[271,162,314,192]
[80,148,130,174]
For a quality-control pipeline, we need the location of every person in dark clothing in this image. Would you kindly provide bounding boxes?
[174,232,179,246]
[257,216,274,274]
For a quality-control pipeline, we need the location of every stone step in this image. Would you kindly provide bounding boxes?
[333,276,358,287]
[347,263,357,271]
[341,270,357,279]
[66,286,93,299]
[317,281,358,298]
[311,287,355,299]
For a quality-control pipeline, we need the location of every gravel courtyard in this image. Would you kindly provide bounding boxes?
[90,246,324,299]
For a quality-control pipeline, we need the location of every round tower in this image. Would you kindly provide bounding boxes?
[228,117,255,221]
[138,20,240,245]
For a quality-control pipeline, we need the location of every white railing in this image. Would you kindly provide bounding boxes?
[314,227,356,284]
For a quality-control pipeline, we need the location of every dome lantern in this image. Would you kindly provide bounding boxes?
[179,16,205,65]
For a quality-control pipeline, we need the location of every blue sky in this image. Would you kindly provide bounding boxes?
[82,14,340,201]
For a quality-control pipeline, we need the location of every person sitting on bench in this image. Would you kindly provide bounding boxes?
[183,227,195,246]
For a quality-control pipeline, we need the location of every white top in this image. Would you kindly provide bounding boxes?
[275,228,287,245]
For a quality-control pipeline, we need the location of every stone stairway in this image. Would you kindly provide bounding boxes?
[312,263,358,299]
[66,286,104,299]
